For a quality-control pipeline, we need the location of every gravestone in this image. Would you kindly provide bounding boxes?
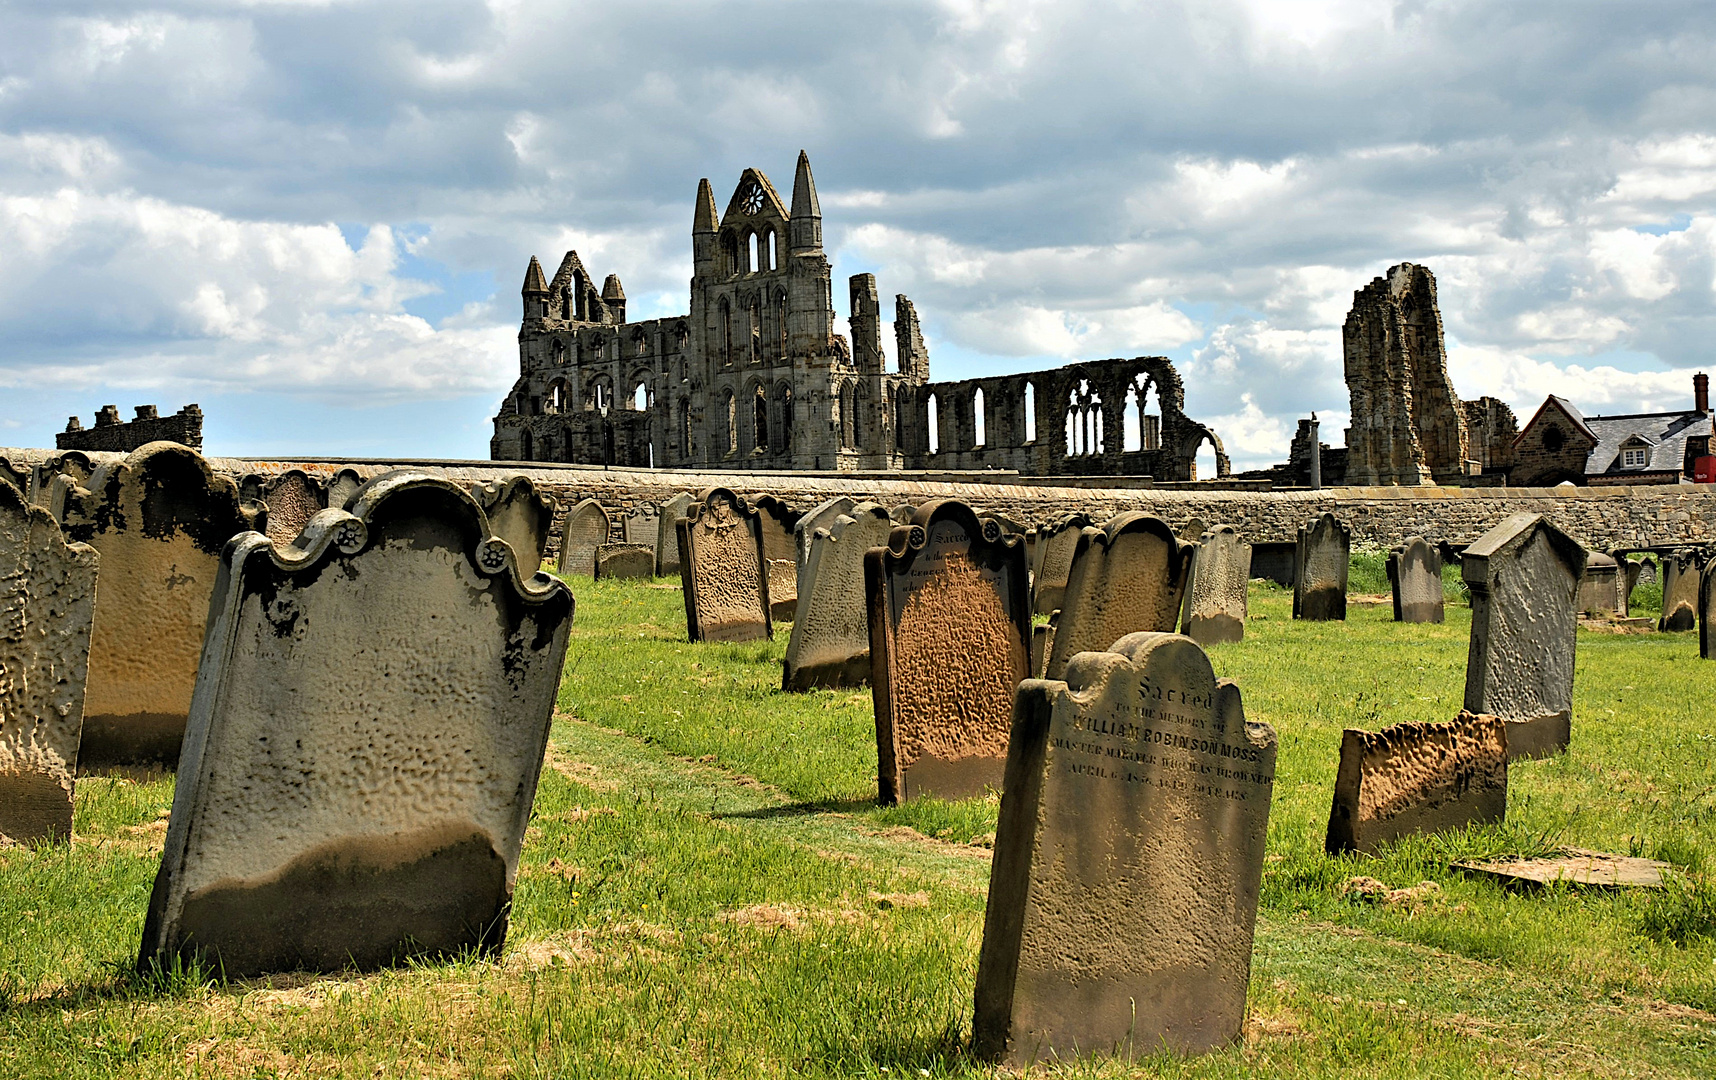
[0,483,99,843]
[1612,552,1640,617]
[1030,619,1056,678]
[1044,514,1191,680]
[1659,551,1699,632]
[985,512,1027,539]
[596,543,655,580]
[794,496,857,596]
[782,503,893,691]
[1293,513,1349,621]
[1700,559,1716,660]
[471,476,556,577]
[1576,552,1620,617]
[36,451,96,521]
[655,492,694,576]
[259,470,326,547]
[1032,514,1094,615]
[623,507,659,555]
[1462,513,1586,760]
[326,467,366,510]
[752,495,802,623]
[137,473,574,978]
[0,455,27,498]
[60,443,257,770]
[1325,711,1507,855]
[678,488,772,643]
[556,498,611,578]
[1177,517,1208,543]
[866,501,1030,804]
[1387,537,1444,623]
[1180,525,1252,646]
[973,632,1277,1064]
[889,504,915,525]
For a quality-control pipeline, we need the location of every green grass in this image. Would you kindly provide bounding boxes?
[1,568,1713,1077]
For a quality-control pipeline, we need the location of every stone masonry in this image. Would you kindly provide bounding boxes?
[57,404,203,453]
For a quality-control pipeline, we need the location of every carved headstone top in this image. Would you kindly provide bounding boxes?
[783,503,893,692]
[557,498,611,578]
[1388,536,1444,623]
[794,496,857,590]
[1293,512,1350,621]
[1032,513,1094,615]
[471,475,557,577]
[259,470,327,547]
[1044,513,1191,680]
[678,487,772,643]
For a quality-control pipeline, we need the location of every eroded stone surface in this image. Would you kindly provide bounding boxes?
[867,501,1029,804]
[1456,848,1674,890]
[793,496,856,593]
[0,483,98,842]
[1182,525,1251,646]
[655,493,694,576]
[596,543,655,579]
[783,503,892,691]
[974,632,1276,1065]
[556,498,611,578]
[137,473,574,978]
[752,496,802,623]
[1576,552,1620,617]
[1293,513,1350,621]
[1660,551,1699,632]
[1032,514,1093,615]
[1044,514,1190,680]
[1325,711,1506,855]
[1388,536,1444,623]
[471,476,556,577]
[259,471,326,547]
[678,488,771,643]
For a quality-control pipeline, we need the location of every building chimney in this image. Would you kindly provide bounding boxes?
[1697,372,1710,414]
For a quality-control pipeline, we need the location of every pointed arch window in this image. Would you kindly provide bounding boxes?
[973,387,986,448]
[753,384,768,452]
[1066,379,1103,457]
[927,394,940,455]
[719,297,733,367]
[725,390,737,456]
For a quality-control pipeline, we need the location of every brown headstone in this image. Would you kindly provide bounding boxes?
[1700,558,1716,660]
[596,543,655,580]
[1387,536,1444,623]
[1044,513,1191,680]
[1660,551,1699,632]
[259,470,326,547]
[1325,711,1507,855]
[556,498,611,578]
[677,488,772,643]
[1293,512,1349,621]
[1180,525,1252,646]
[751,495,802,623]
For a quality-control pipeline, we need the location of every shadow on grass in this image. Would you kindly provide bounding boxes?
[712,797,878,820]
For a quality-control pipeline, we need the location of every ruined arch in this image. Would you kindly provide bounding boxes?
[839,380,857,449]
[973,386,986,448]
[774,381,793,456]
[750,380,768,453]
[723,388,737,456]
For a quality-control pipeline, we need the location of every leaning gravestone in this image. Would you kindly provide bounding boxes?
[1659,551,1700,632]
[751,495,802,623]
[1177,517,1208,543]
[556,498,611,578]
[259,470,326,547]
[1293,512,1349,621]
[1044,514,1191,681]
[1700,559,1716,660]
[794,496,857,594]
[1325,712,1507,855]
[0,483,99,843]
[138,473,574,978]
[1576,552,1620,617]
[678,488,772,643]
[596,543,654,580]
[1387,536,1444,623]
[655,492,694,577]
[974,632,1276,1064]
[866,501,1029,803]
[782,504,894,691]
[1462,513,1586,760]
[471,476,556,577]
[1180,525,1252,646]
[60,443,256,770]
[1032,514,1094,616]
[1611,552,1640,617]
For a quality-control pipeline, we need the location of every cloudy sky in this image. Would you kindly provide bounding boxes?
[4,0,1716,467]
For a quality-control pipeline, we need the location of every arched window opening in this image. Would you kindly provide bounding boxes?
[1024,383,1037,443]
[1065,379,1103,457]
[927,394,940,455]
[1195,437,1217,481]
[633,382,648,411]
[520,429,533,459]
[725,390,737,456]
[839,381,856,449]
[720,298,733,367]
[1128,373,1160,451]
[680,399,693,458]
[973,387,986,448]
[748,232,759,273]
[753,385,768,452]
[775,383,794,455]
[675,324,688,351]
[552,339,566,367]
[765,229,777,270]
[561,289,571,320]
[573,272,587,320]
[635,334,648,357]
[748,297,761,364]
[721,232,738,276]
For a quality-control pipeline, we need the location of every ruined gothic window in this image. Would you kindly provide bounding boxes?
[520,429,533,458]
[1024,383,1036,443]
[739,180,766,215]
[775,383,793,455]
[764,229,777,270]
[675,324,688,351]
[1066,380,1103,456]
[679,399,692,457]
[840,381,856,449]
[748,298,761,363]
[973,387,986,448]
[747,232,759,274]
[572,271,587,320]
[552,340,566,367]
[635,334,648,357]
[633,382,649,411]
[724,390,737,455]
[719,298,733,366]
[776,291,788,356]
[1543,425,1566,453]
[1125,373,1160,452]
[753,385,768,452]
[927,394,940,454]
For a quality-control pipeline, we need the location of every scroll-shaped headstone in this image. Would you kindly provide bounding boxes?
[865,501,1030,804]
[1293,513,1349,620]
[1032,514,1093,616]
[556,498,611,578]
[1700,559,1716,660]
[678,488,772,643]
[889,504,915,525]
[596,543,654,580]
[326,468,366,510]
[782,503,892,691]
[471,476,556,577]
[974,632,1276,1064]
[1387,537,1444,623]
[1462,514,1586,760]
[0,484,99,842]
[655,492,694,576]
[1576,552,1620,617]
[752,495,802,623]
[1325,712,1507,855]
[259,470,327,547]
[61,443,256,770]
[37,451,96,520]
[137,473,574,978]
[795,497,857,590]
[1044,514,1191,681]
[1180,525,1252,646]
[1660,551,1700,632]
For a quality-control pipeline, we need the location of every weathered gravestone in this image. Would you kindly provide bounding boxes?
[1387,536,1444,623]
[596,543,654,580]
[0,483,99,843]
[752,495,802,623]
[1178,517,1208,543]
[258,470,326,547]
[1044,514,1191,681]
[889,503,915,525]
[1576,552,1620,617]
[1462,513,1586,760]
[1612,553,1641,617]
[1032,514,1094,616]
[1030,618,1056,679]
[471,476,556,577]
[0,455,27,499]
[1180,525,1251,646]
[794,496,856,594]
[137,473,575,978]
[1700,559,1716,660]
[1325,711,1507,855]
[556,498,611,578]
[36,451,95,521]
[973,632,1277,1064]
[326,467,367,511]
[1293,512,1349,621]
[1659,551,1700,632]
[655,492,694,577]
[678,488,772,643]
[622,507,658,556]
[866,500,1030,803]
[60,443,256,770]
[782,503,894,691]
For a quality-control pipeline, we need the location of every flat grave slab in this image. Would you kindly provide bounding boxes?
[1455,848,1675,890]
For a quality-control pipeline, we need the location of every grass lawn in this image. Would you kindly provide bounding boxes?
[1,565,1713,1077]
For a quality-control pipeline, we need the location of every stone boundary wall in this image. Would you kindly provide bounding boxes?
[6,448,1712,566]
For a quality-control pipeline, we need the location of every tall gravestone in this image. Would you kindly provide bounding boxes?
[795,496,857,592]
[1180,525,1252,646]
[1659,551,1700,632]
[1387,537,1444,623]
[1293,512,1350,621]
[60,442,256,770]
[1044,514,1191,681]
[1325,712,1507,855]
[866,500,1030,804]
[782,503,894,691]
[752,495,802,623]
[974,632,1276,1064]
[1700,559,1716,660]
[678,488,772,643]
[1576,552,1620,617]
[655,492,694,577]
[1462,513,1586,760]
[471,476,556,577]
[1032,514,1093,615]
[556,498,611,578]
[0,483,99,842]
[138,473,574,978]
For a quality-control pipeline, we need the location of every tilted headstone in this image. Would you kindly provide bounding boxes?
[1325,711,1507,855]
[1292,512,1350,621]
[1044,514,1191,681]
[1700,559,1716,660]
[138,473,574,978]
[794,496,857,595]
[596,543,655,580]
[0,455,27,498]
[1387,536,1444,623]
[782,504,894,691]
[1177,516,1208,542]
[1032,514,1094,616]
[1576,552,1620,617]
[655,492,694,576]
[36,451,96,520]
[1180,525,1252,646]
[1462,513,1586,760]
[556,498,611,578]
[678,488,772,643]
[258,470,327,547]
[973,632,1277,1064]
[866,500,1030,803]
[751,495,802,623]
[1659,551,1700,632]
[471,475,556,577]
[60,443,257,770]
[0,483,99,842]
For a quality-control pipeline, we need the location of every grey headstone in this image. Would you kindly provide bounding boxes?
[678,488,772,643]
[471,476,556,578]
[1045,514,1191,681]
[1387,536,1444,623]
[1325,711,1507,855]
[1177,517,1208,542]
[1032,514,1094,616]
[1660,551,1699,632]
[556,498,611,578]
[793,497,857,598]
[1293,513,1349,621]
[782,503,893,691]
[752,495,802,623]
[596,543,655,580]
[326,467,367,511]
[1181,525,1252,645]
[623,508,659,553]
[655,493,694,576]
[1576,552,1620,617]
[889,503,915,525]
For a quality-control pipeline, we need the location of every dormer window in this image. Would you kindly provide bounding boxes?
[1621,445,1649,468]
